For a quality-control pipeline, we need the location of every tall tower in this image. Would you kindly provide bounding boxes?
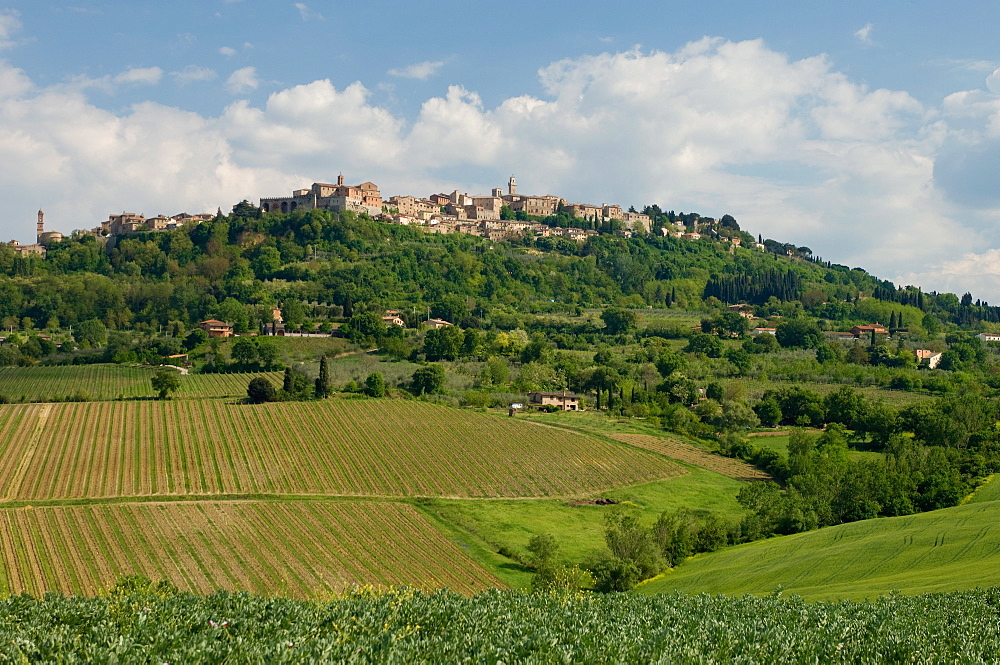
[37,210,44,243]
[508,175,517,197]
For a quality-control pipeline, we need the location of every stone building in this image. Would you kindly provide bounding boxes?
[259,175,383,217]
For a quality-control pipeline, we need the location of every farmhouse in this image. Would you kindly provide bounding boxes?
[914,349,943,369]
[851,324,888,338]
[977,333,1000,343]
[198,319,234,338]
[527,391,580,411]
[425,318,453,329]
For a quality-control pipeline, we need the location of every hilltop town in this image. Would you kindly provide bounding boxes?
[6,174,763,255]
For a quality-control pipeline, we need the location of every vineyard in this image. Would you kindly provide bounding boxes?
[641,498,1000,600]
[2,585,1000,662]
[0,500,499,598]
[0,365,283,402]
[610,433,771,481]
[0,400,683,500]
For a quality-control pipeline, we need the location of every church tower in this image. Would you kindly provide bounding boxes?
[508,175,517,197]
[37,210,44,243]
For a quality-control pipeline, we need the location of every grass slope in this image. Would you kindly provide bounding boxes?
[641,499,1000,601]
[0,500,500,598]
[0,399,683,500]
[421,469,747,589]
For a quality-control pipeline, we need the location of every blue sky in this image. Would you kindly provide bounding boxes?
[4,1,1000,299]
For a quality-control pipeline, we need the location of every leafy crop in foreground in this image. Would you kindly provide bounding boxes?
[2,585,1000,663]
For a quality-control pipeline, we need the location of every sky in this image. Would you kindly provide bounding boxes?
[3,1,1000,299]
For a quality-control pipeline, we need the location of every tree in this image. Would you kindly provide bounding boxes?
[601,308,637,335]
[247,377,276,403]
[231,199,261,219]
[184,328,208,351]
[150,369,180,400]
[365,372,386,397]
[231,336,258,367]
[526,533,560,569]
[411,363,446,395]
[255,338,279,370]
[423,325,464,361]
[684,332,723,358]
[775,319,823,349]
[315,355,330,398]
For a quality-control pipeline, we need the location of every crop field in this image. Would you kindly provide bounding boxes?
[641,499,1000,600]
[0,400,683,501]
[0,500,499,598]
[4,587,1000,663]
[609,433,770,481]
[0,365,283,402]
[0,364,156,401]
[175,371,283,399]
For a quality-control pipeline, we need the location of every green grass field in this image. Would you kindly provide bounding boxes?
[968,474,1000,504]
[423,469,747,587]
[641,499,1000,600]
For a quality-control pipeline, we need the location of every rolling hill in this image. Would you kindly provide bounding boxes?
[641,499,1000,601]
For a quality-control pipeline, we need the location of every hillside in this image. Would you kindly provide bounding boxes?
[0,399,682,501]
[640,499,1000,600]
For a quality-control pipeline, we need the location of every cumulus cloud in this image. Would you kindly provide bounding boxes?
[219,46,236,57]
[114,67,163,85]
[172,65,217,84]
[8,39,1000,299]
[226,66,259,93]
[388,60,445,81]
[854,23,874,46]
[0,10,21,50]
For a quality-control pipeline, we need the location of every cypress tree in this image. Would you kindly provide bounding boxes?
[283,367,293,394]
[316,355,330,398]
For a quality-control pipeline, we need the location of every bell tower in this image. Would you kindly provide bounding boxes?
[508,175,517,197]
[37,210,44,243]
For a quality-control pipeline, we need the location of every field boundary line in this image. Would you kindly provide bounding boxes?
[5,404,52,501]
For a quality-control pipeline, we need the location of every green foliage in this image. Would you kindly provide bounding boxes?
[365,372,386,397]
[411,363,446,395]
[775,319,823,349]
[246,376,277,403]
[600,307,637,334]
[150,369,180,400]
[8,586,1000,661]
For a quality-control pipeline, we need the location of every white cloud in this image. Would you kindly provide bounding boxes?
[294,3,322,21]
[226,66,259,93]
[855,23,874,46]
[8,39,1000,300]
[172,65,217,84]
[0,10,21,50]
[388,60,445,81]
[219,46,236,57]
[114,67,163,85]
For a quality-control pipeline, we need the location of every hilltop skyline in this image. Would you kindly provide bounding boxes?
[2,1,1000,298]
